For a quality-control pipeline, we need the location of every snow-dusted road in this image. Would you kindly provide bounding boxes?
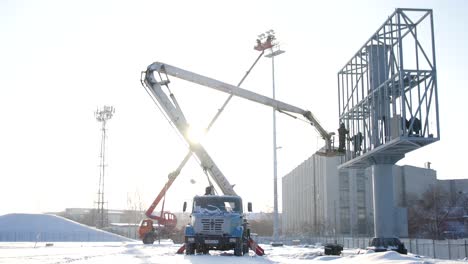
[0,241,464,264]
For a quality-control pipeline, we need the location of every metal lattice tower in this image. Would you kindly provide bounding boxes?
[94,105,115,228]
[337,8,440,238]
[338,8,439,168]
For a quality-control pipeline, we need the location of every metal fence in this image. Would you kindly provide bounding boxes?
[266,236,468,260]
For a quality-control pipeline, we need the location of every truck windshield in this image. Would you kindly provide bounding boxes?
[193,196,242,213]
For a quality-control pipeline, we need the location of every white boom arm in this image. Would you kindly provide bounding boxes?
[146,62,333,150]
[143,66,237,196]
[143,62,333,196]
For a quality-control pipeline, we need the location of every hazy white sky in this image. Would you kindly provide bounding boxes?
[1,0,467,215]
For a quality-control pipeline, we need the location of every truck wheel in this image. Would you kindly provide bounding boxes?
[197,246,209,254]
[185,243,195,255]
[234,240,243,256]
[142,233,155,244]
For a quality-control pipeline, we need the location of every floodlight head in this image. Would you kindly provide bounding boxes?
[255,29,281,52]
[95,105,115,122]
[104,105,115,113]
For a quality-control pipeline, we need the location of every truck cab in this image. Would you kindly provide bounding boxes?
[183,195,250,256]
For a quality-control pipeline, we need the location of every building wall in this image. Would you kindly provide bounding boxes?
[395,165,437,206]
[437,179,468,201]
[282,155,316,235]
[62,208,145,227]
[337,168,374,236]
[281,152,467,238]
[282,153,373,236]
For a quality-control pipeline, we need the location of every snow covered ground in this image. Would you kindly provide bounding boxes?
[1,214,465,263]
[1,241,466,264]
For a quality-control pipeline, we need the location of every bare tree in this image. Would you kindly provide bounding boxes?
[249,219,273,236]
[125,190,144,239]
[408,185,467,239]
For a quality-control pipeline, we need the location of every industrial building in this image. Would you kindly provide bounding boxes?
[282,153,373,237]
[282,153,467,238]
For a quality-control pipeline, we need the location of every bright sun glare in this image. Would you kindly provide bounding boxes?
[187,124,207,144]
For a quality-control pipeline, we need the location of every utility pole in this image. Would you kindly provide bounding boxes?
[255,30,285,246]
[95,105,115,228]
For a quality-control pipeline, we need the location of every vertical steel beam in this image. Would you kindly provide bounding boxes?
[397,10,407,136]
[430,10,440,138]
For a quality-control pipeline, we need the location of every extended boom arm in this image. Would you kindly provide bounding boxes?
[143,66,237,196]
[146,62,333,151]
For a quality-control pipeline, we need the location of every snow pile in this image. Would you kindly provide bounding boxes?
[262,244,462,263]
[0,213,132,242]
[265,244,325,261]
[332,251,436,263]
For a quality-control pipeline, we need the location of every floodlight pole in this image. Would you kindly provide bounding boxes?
[95,105,115,229]
[255,30,285,244]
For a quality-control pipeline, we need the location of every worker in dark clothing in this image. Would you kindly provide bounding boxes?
[413,117,421,135]
[351,132,363,154]
[338,123,349,152]
[406,117,422,136]
[205,186,214,195]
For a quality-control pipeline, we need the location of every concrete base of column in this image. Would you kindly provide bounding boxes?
[372,164,396,237]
